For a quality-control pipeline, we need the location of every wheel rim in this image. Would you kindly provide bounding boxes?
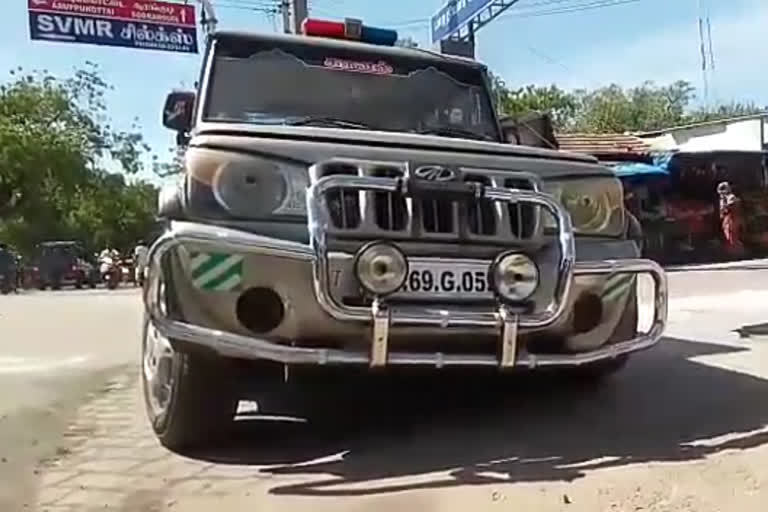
[143,322,175,418]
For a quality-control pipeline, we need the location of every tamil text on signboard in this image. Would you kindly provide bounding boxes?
[28,0,198,54]
[431,0,492,43]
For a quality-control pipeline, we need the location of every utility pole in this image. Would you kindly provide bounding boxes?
[194,0,218,34]
[280,0,291,33]
[292,0,307,34]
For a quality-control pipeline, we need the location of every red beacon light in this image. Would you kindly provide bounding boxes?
[302,18,398,47]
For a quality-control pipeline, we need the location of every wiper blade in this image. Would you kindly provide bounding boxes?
[416,127,494,141]
[286,117,373,129]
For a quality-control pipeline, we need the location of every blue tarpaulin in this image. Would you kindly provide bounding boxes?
[611,162,669,178]
[610,152,675,181]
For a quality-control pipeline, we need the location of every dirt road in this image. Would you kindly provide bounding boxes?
[4,269,768,511]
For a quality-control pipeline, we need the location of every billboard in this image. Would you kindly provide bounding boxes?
[431,0,492,43]
[28,0,198,54]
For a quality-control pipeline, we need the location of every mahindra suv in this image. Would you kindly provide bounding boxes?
[142,22,667,450]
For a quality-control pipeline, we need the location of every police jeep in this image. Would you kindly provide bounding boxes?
[144,17,668,450]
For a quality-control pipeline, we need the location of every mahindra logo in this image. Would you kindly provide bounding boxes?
[413,166,457,182]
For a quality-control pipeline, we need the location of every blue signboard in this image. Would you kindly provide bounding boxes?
[431,0,493,43]
[28,12,198,54]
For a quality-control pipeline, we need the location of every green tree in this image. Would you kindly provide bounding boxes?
[490,75,765,134]
[687,101,766,125]
[64,172,158,253]
[0,63,157,255]
[489,73,577,129]
[570,81,697,133]
[152,146,184,178]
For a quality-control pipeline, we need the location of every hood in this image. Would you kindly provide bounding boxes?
[193,122,597,165]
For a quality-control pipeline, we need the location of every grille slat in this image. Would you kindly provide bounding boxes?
[322,163,361,230]
[372,167,407,231]
[339,189,348,229]
[464,174,497,236]
[504,178,537,239]
[314,161,541,243]
[421,199,454,234]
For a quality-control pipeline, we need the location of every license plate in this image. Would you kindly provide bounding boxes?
[394,259,493,300]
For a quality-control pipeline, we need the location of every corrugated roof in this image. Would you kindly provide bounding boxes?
[556,133,652,155]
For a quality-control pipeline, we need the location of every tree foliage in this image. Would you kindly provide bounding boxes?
[152,146,185,178]
[490,74,577,129]
[493,77,765,134]
[0,63,158,256]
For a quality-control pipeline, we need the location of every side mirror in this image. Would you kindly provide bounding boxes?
[162,90,196,133]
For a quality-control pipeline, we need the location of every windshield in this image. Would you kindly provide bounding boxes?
[203,37,500,141]
[41,245,77,261]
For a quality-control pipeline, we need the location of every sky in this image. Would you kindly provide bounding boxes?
[3,0,767,183]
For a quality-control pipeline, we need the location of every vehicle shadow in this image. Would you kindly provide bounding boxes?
[190,337,768,496]
[735,323,768,339]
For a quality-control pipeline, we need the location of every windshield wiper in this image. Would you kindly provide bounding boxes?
[415,127,495,141]
[286,117,374,129]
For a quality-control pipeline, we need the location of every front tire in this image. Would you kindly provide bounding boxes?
[141,316,239,452]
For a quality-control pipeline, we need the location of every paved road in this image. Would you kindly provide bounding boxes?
[3,268,768,511]
[0,287,142,511]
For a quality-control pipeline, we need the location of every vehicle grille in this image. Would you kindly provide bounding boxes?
[319,162,361,230]
[312,160,542,243]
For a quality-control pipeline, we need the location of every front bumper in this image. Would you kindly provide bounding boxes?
[144,175,668,370]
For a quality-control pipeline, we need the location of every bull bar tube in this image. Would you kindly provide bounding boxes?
[144,176,668,369]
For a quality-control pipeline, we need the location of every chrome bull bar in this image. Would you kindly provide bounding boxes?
[144,222,667,370]
[305,175,666,367]
[307,174,577,332]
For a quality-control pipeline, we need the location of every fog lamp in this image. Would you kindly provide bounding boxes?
[354,242,408,296]
[490,252,539,303]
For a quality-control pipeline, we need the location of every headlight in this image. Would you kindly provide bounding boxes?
[187,148,308,218]
[543,177,624,236]
[354,242,408,296]
[489,252,539,303]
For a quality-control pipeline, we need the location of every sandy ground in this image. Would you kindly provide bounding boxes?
[2,267,768,512]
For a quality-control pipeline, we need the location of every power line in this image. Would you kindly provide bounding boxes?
[697,0,719,108]
[211,0,280,14]
[500,0,643,20]
[707,16,715,71]
[525,45,572,73]
[379,0,646,31]
[213,0,278,7]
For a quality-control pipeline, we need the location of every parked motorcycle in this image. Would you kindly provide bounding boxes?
[121,258,135,286]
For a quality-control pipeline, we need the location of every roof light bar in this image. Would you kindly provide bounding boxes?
[302,18,398,47]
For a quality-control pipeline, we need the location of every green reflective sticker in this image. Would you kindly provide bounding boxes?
[602,274,635,303]
[188,252,244,292]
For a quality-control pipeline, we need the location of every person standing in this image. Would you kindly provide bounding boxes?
[717,181,745,256]
[133,240,149,286]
